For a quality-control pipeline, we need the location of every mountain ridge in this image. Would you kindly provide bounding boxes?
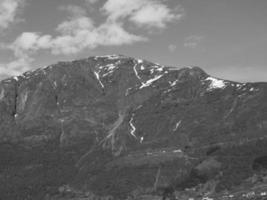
[1,55,267,200]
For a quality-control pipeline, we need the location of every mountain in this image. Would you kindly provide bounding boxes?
[1,55,267,200]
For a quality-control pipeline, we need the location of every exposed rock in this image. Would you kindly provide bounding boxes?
[0,55,267,199]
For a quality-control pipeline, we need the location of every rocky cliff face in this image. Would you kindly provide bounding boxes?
[1,55,267,200]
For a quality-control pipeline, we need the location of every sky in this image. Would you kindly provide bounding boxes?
[0,0,266,82]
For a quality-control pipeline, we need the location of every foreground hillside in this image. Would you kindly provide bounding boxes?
[1,55,267,200]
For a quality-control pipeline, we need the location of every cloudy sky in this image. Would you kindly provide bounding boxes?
[0,0,266,82]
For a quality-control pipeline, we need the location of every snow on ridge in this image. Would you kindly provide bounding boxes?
[94,54,125,60]
[206,77,226,91]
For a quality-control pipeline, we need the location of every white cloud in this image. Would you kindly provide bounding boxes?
[129,3,183,28]
[102,0,144,21]
[56,16,95,35]
[184,35,204,49]
[0,0,24,30]
[48,18,146,55]
[10,32,50,52]
[168,44,177,52]
[0,57,32,77]
[102,0,184,28]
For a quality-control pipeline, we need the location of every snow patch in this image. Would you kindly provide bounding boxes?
[154,66,163,72]
[242,192,255,198]
[202,197,213,200]
[140,74,164,89]
[129,115,137,139]
[206,77,226,91]
[137,59,143,64]
[169,80,179,87]
[261,192,266,196]
[13,76,19,81]
[140,65,145,70]
[173,149,182,153]
[102,64,118,77]
[149,66,164,74]
[133,64,142,80]
[94,71,104,88]
[249,87,255,92]
[140,136,144,143]
[173,120,182,131]
[235,83,246,90]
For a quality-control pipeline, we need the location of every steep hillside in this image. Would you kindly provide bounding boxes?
[1,55,267,200]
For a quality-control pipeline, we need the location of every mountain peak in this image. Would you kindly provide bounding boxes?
[1,55,267,200]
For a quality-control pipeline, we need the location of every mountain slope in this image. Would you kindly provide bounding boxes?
[1,55,267,200]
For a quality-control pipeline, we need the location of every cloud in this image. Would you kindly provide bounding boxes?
[129,3,183,28]
[0,32,51,77]
[56,16,95,35]
[0,0,183,78]
[1,16,146,72]
[102,0,144,21]
[84,0,98,4]
[0,56,32,78]
[6,1,150,56]
[0,0,24,31]
[102,0,184,28]
[10,32,52,54]
[51,20,146,55]
[168,44,177,52]
[184,35,204,49]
